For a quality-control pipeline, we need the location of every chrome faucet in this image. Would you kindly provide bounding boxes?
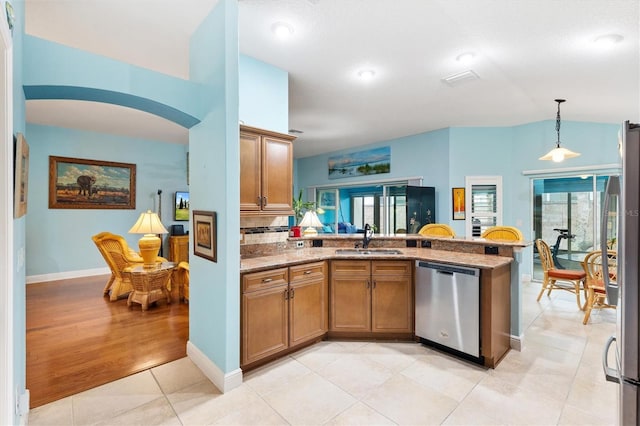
[363,223,374,249]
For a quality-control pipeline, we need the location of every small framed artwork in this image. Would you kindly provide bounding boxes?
[14,133,29,218]
[193,210,217,262]
[317,189,337,210]
[49,156,136,209]
[452,187,465,220]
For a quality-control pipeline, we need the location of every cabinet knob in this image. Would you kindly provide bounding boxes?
[263,196,268,207]
[290,288,295,299]
[262,278,273,283]
[284,289,289,300]
[257,196,262,207]
[304,270,312,275]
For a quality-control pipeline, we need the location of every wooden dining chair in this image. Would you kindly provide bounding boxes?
[535,238,587,310]
[581,250,617,324]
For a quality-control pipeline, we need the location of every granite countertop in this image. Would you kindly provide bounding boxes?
[240,247,513,274]
[290,233,532,248]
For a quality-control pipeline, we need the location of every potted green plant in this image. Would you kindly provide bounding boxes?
[292,190,315,237]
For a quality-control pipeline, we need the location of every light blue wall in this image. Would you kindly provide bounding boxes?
[448,120,620,271]
[25,124,188,276]
[239,55,288,133]
[298,120,621,255]
[188,0,240,373]
[22,36,202,125]
[296,129,450,222]
[11,0,26,423]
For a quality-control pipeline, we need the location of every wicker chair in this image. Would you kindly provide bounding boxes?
[581,250,617,324]
[124,266,172,311]
[535,238,586,310]
[418,223,456,238]
[92,232,168,301]
[173,261,190,303]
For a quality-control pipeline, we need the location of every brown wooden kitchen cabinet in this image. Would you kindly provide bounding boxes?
[240,125,295,216]
[169,235,189,263]
[241,261,327,368]
[330,260,413,337]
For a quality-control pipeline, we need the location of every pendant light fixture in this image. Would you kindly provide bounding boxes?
[539,99,581,162]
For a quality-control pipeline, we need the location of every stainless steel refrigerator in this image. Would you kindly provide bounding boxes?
[602,121,640,425]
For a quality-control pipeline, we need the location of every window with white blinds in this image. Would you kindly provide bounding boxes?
[465,176,503,237]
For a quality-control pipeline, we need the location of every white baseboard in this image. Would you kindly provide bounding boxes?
[521,273,532,283]
[187,341,243,393]
[510,334,523,351]
[26,267,110,284]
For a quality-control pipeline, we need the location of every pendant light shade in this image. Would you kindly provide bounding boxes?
[539,99,581,162]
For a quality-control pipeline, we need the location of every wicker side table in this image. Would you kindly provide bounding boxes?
[124,262,175,311]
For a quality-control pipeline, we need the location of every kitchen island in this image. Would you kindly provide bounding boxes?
[240,244,516,371]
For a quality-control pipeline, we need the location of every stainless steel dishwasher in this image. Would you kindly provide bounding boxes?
[415,261,481,362]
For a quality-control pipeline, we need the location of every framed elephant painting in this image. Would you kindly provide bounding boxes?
[48,156,136,209]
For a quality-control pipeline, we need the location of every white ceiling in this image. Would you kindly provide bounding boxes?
[24,0,639,158]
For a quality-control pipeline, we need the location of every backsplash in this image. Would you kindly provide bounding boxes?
[240,216,290,257]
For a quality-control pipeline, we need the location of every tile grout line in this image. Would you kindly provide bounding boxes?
[149,367,184,426]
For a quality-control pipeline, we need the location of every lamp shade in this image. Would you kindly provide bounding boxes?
[128,210,169,235]
[539,146,581,162]
[299,211,323,236]
[128,210,168,268]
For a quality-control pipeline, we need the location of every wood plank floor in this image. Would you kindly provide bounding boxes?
[26,274,189,408]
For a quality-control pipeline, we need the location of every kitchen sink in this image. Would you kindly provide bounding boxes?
[334,248,403,255]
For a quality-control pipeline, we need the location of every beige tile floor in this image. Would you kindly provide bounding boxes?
[28,280,618,425]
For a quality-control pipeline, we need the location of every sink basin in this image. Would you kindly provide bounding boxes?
[335,248,403,255]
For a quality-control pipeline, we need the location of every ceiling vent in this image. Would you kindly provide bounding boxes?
[442,70,480,87]
[288,128,304,134]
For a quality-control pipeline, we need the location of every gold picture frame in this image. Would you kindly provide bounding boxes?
[49,156,136,209]
[14,133,29,218]
[193,210,217,262]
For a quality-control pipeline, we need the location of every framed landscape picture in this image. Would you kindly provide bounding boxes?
[49,156,136,209]
[193,210,217,262]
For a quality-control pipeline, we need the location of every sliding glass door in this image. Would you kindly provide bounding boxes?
[532,174,611,280]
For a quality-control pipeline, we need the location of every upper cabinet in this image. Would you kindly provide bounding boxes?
[240,125,296,216]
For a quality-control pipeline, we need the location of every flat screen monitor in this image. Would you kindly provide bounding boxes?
[174,191,189,221]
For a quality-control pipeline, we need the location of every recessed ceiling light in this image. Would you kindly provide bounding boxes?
[357,69,376,80]
[271,22,294,39]
[594,33,623,47]
[456,52,475,65]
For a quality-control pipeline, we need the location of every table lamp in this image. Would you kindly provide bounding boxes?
[128,210,168,268]
[299,211,323,237]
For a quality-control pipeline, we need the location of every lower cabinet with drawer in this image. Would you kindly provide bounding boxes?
[330,260,413,338]
[241,261,328,368]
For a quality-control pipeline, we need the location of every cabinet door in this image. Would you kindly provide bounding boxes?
[371,274,413,333]
[240,131,262,212]
[261,136,293,213]
[241,284,289,366]
[330,276,371,332]
[289,277,327,346]
[170,236,189,263]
